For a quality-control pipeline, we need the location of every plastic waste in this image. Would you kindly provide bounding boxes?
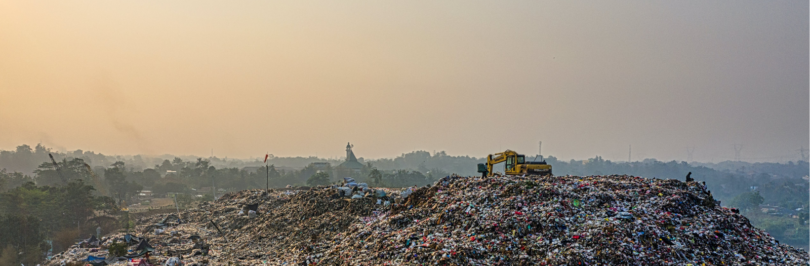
[401,187,413,198]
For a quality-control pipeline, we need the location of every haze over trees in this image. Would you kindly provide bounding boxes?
[0,144,807,265]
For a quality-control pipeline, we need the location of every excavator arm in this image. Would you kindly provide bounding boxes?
[479,150,517,177]
[486,151,510,176]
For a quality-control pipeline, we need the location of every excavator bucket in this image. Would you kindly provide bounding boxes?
[477,163,487,173]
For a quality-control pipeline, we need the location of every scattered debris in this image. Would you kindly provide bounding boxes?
[48,175,808,265]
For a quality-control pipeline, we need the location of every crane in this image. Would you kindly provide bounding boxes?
[48,153,67,184]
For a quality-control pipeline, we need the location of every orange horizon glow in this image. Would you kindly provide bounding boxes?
[0,1,807,162]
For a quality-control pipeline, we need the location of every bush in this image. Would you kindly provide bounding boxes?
[107,240,127,257]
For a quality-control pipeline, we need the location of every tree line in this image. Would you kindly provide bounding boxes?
[0,144,807,264]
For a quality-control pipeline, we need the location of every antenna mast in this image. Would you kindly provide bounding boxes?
[628,145,632,162]
[733,144,743,161]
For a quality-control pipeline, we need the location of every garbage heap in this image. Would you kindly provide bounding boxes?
[47,175,808,265]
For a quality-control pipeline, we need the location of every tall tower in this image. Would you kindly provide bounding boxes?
[628,145,632,162]
[537,141,543,161]
[734,144,743,161]
[538,141,542,156]
[344,142,359,163]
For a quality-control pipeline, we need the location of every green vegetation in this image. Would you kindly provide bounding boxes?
[306,172,330,186]
[739,206,809,248]
[368,168,382,186]
[107,240,127,257]
[728,191,765,211]
[0,215,44,265]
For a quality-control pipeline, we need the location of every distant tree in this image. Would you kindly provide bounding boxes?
[11,145,36,174]
[157,159,173,173]
[60,180,96,229]
[0,215,45,265]
[171,157,184,170]
[141,168,161,187]
[368,168,382,186]
[0,170,30,193]
[383,170,431,187]
[34,158,92,186]
[268,165,280,178]
[93,196,118,213]
[105,162,142,205]
[729,191,765,211]
[307,172,330,186]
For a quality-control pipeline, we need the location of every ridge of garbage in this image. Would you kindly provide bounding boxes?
[47,175,809,265]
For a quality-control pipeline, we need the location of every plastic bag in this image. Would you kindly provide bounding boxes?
[401,188,413,198]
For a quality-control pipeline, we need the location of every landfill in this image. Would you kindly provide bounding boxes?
[47,175,808,265]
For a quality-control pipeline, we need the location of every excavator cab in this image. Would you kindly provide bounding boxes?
[505,156,514,172]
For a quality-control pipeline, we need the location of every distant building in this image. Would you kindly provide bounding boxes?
[164,170,177,177]
[339,142,364,172]
[138,190,153,199]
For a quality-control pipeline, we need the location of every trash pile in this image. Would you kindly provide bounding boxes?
[47,175,808,265]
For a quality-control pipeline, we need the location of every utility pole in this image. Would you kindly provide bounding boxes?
[734,144,743,161]
[628,145,632,162]
[266,163,269,195]
[266,151,270,195]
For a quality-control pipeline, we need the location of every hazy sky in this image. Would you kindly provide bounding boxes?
[0,1,807,162]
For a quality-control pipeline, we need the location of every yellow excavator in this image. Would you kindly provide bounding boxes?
[477,150,552,177]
